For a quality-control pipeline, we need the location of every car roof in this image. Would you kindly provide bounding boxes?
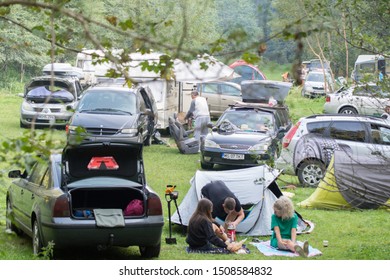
[302,114,389,124]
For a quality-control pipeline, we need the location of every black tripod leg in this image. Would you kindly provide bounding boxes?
[173,199,186,235]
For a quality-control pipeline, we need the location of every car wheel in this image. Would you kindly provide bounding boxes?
[139,243,161,258]
[201,161,214,170]
[6,198,22,235]
[297,159,325,187]
[20,120,29,128]
[32,220,43,256]
[339,106,358,114]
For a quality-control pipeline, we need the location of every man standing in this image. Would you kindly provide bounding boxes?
[201,180,245,230]
[185,91,210,147]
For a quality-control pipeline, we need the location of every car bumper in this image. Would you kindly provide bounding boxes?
[201,149,271,167]
[323,103,337,114]
[20,112,72,127]
[40,216,164,248]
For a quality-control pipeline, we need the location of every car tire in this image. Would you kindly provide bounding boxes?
[20,120,29,128]
[6,198,22,235]
[297,159,326,188]
[32,219,43,256]
[201,161,214,170]
[139,243,161,258]
[339,106,358,114]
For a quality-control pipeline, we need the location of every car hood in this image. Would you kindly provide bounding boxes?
[62,142,144,185]
[207,130,272,145]
[70,112,137,129]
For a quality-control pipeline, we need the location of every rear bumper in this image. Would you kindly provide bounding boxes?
[40,216,164,248]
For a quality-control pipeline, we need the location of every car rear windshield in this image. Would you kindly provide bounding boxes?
[219,110,274,131]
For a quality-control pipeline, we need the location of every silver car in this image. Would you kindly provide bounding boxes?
[301,71,335,98]
[275,114,390,187]
[197,81,241,118]
[323,84,390,116]
[19,76,83,128]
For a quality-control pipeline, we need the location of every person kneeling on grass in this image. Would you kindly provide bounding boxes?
[270,196,309,257]
[186,198,236,253]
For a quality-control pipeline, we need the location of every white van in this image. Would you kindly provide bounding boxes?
[352,54,389,82]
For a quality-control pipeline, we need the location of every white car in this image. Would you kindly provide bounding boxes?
[275,114,390,187]
[301,71,335,98]
[323,84,390,116]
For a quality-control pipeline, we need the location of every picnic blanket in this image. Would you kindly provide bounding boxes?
[186,245,250,254]
[251,240,322,257]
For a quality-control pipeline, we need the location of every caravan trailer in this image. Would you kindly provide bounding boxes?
[352,54,389,82]
[75,50,191,131]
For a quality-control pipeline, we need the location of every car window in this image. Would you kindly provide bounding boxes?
[370,124,390,145]
[220,84,240,97]
[41,168,51,189]
[201,83,218,94]
[307,121,331,134]
[28,162,48,186]
[219,110,274,131]
[329,121,366,142]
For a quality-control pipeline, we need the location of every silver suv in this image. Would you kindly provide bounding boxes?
[275,114,390,187]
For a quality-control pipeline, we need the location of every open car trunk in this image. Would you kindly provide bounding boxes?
[70,187,146,219]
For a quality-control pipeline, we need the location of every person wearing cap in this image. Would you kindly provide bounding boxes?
[185,91,210,147]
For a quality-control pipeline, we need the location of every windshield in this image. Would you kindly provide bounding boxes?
[218,110,274,132]
[307,73,327,82]
[26,85,74,103]
[77,89,137,114]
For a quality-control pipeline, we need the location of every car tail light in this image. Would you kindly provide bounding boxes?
[147,193,163,216]
[282,121,300,148]
[325,95,331,102]
[53,195,71,217]
[65,124,69,134]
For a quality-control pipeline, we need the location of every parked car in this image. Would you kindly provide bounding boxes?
[301,70,335,98]
[229,60,267,85]
[5,142,164,258]
[200,80,292,170]
[66,82,158,146]
[19,75,84,128]
[275,114,390,187]
[197,81,241,118]
[323,83,390,116]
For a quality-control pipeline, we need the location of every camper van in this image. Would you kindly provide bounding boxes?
[352,54,389,82]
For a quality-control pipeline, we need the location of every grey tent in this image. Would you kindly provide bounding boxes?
[171,165,313,236]
[299,149,390,210]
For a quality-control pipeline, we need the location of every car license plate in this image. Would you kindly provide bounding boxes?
[222,153,244,160]
[37,114,55,120]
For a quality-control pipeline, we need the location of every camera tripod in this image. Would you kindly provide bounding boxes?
[165,190,183,244]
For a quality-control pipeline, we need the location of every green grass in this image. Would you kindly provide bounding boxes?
[0,75,389,260]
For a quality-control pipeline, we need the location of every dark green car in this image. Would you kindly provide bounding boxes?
[5,142,164,258]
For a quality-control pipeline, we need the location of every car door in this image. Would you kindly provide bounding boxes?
[19,162,48,230]
[368,123,390,159]
[355,86,384,116]
[219,83,241,114]
[327,120,370,158]
[199,83,220,116]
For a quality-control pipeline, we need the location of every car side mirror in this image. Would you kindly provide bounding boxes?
[277,127,287,139]
[207,122,214,129]
[143,108,154,117]
[18,93,24,98]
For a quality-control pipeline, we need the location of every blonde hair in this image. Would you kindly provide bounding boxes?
[273,196,295,220]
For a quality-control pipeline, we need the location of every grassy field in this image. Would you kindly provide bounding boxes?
[0,78,389,260]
